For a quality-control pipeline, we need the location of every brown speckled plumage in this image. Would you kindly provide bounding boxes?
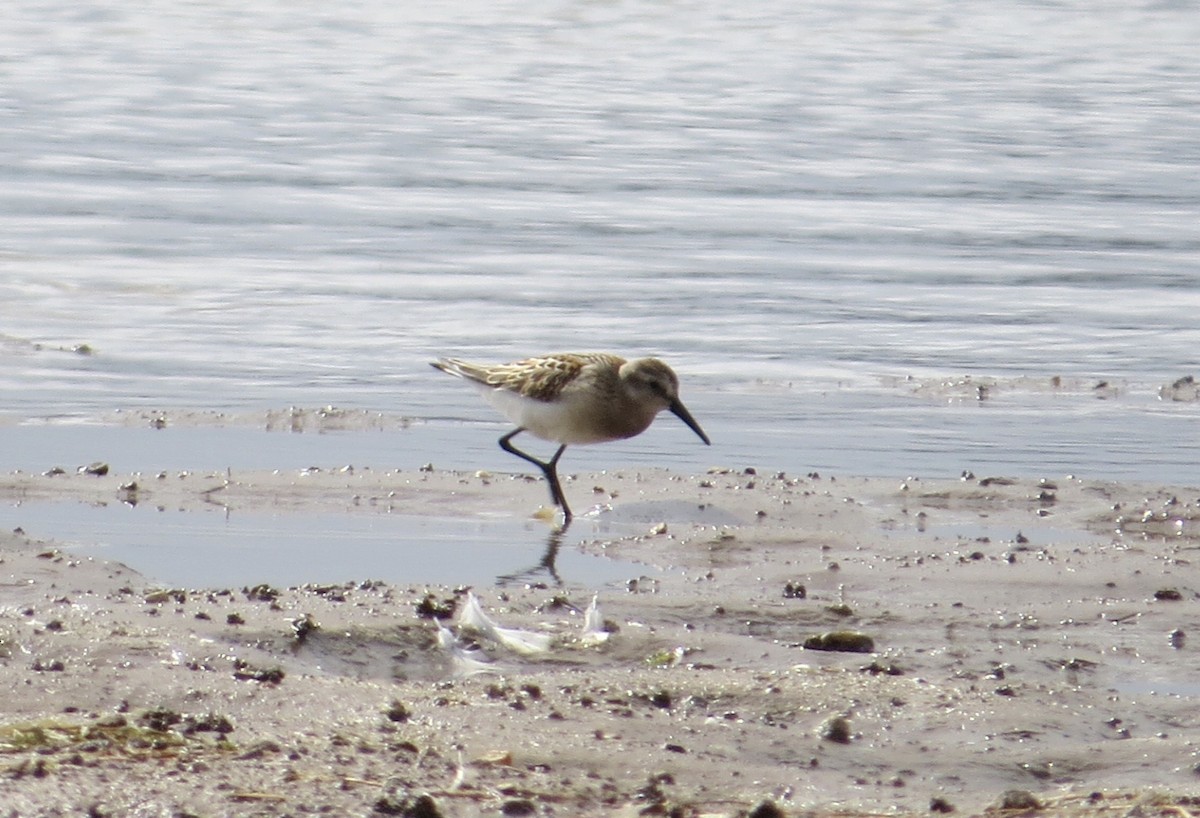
[456,352,626,402]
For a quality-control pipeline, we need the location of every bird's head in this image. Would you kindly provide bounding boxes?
[621,358,710,445]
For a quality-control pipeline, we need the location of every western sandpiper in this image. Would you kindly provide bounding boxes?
[431,352,710,520]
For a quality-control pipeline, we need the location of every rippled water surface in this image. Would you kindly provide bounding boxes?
[2,0,1198,484]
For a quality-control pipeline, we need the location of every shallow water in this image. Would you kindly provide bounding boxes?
[3,1,1198,432]
[2,0,1198,583]
[1,386,1196,484]
[4,499,658,588]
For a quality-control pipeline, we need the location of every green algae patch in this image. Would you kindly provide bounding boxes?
[0,717,189,756]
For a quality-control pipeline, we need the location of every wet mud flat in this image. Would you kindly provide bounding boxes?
[1,465,1198,816]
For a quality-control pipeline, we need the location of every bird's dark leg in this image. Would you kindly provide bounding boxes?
[545,444,570,517]
[498,429,573,520]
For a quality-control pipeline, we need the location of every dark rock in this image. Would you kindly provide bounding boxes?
[415,594,456,619]
[748,801,786,818]
[861,661,904,676]
[995,789,1042,810]
[374,778,444,817]
[821,716,852,744]
[244,583,280,602]
[385,700,411,723]
[232,660,285,684]
[292,613,319,642]
[182,713,234,735]
[139,708,183,732]
[803,631,875,653]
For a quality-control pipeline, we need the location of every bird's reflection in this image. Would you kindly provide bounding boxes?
[495,524,568,586]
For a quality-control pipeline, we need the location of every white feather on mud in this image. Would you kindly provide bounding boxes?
[457,591,553,656]
[435,620,496,676]
[580,594,610,646]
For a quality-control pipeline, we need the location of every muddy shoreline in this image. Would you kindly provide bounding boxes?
[2,465,1198,816]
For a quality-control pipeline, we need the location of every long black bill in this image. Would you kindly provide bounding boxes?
[669,399,711,445]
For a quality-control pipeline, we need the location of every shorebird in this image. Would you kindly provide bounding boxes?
[432,353,710,520]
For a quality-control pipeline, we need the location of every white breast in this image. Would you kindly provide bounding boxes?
[482,386,618,445]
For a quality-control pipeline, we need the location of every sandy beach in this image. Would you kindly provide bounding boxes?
[2,461,1198,816]
[6,0,1199,812]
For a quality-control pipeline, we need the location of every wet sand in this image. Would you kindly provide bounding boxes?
[2,463,1198,816]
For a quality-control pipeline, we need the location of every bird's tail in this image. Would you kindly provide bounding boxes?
[430,357,490,384]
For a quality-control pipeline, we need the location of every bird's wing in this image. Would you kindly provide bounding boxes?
[492,353,626,402]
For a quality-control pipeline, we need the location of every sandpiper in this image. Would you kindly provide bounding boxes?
[431,352,710,520]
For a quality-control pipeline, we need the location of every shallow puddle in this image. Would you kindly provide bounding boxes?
[886,518,1113,549]
[0,501,657,588]
[1112,677,1200,698]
